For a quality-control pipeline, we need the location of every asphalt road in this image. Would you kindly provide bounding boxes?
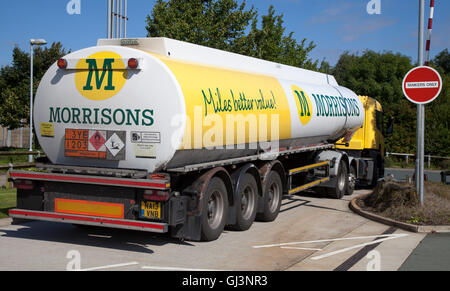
[0,189,432,271]
[399,233,450,271]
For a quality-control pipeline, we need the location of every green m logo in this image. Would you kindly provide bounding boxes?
[75,52,126,101]
[291,86,312,125]
[82,59,115,91]
[293,90,311,117]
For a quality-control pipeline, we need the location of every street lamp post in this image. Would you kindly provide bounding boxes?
[29,39,47,163]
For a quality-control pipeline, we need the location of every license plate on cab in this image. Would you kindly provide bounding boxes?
[140,201,161,219]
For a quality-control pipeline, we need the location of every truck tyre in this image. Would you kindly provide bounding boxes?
[230,173,258,231]
[346,165,356,195]
[201,177,229,241]
[328,160,348,199]
[256,171,283,222]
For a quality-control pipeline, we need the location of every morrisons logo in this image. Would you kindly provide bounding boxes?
[48,106,154,127]
[291,86,312,125]
[291,85,362,126]
[311,94,360,117]
[83,59,115,91]
[75,51,126,101]
[293,90,311,118]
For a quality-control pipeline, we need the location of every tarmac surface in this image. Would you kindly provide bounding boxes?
[1,188,443,271]
[399,233,450,271]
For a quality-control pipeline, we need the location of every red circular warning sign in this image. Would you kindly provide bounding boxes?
[402,66,442,104]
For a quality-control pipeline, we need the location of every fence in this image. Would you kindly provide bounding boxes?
[0,150,43,170]
[386,152,450,169]
[0,127,30,149]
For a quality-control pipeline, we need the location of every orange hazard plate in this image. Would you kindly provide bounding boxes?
[65,129,107,159]
[55,198,124,219]
[65,129,88,149]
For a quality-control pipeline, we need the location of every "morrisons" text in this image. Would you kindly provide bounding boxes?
[48,107,154,126]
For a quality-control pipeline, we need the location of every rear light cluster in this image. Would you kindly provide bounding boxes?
[57,58,67,69]
[149,173,169,180]
[127,58,139,69]
[13,179,34,190]
[57,58,139,69]
[143,190,169,201]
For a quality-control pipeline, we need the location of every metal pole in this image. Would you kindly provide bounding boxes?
[116,0,119,38]
[119,0,122,38]
[417,0,425,205]
[419,104,425,203]
[112,0,115,38]
[107,0,112,38]
[124,0,127,38]
[29,43,34,163]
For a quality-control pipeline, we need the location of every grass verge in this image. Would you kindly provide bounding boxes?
[358,178,450,225]
[0,147,31,164]
[0,187,16,219]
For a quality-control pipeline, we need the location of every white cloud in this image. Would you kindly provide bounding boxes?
[308,2,355,24]
[339,17,397,42]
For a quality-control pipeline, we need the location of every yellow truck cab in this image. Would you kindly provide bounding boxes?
[336,96,387,190]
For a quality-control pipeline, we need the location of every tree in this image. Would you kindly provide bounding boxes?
[146,0,256,52]
[432,48,449,74]
[333,49,450,156]
[236,5,320,70]
[425,49,450,156]
[146,0,326,71]
[0,42,69,129]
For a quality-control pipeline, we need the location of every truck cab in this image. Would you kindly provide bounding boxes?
[336,96,386,188]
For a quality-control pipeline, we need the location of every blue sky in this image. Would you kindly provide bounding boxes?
[0,0,449,67]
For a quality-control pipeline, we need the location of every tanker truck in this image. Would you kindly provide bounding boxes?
[9,37,370,241]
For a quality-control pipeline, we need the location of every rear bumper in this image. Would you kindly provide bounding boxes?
[9,209,168,233]
[9,171,170,190]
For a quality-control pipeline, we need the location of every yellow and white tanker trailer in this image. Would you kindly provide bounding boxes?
[9,38,366,241]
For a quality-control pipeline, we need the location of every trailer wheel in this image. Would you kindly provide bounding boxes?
[328,160,348,199]
[257,171,283,222]
[346,165,356,195]
[201,177,229,241]
[230,173,258,231]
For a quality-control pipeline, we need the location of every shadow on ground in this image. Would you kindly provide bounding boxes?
[0,220,193,254]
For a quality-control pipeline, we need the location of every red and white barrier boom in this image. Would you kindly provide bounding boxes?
[424,0,435,66]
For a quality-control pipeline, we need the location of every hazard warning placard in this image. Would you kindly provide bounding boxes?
[65,129,125,160]
[105,131,126,160]
[88,130,107,152]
